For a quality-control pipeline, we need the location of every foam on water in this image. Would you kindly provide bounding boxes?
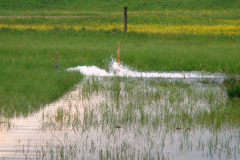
[67,60,226,80]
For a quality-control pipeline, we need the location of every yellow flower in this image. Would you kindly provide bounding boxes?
[0,9,239,36]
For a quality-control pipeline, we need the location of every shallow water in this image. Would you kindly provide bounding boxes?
[1,62,239,159]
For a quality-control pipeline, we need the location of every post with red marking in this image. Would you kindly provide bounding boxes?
[117,42,120,72]
[55,52,58,69]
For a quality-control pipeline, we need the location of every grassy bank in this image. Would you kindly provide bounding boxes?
[0,29,84,117]
[0,28,239,115]
[0,0,239,116]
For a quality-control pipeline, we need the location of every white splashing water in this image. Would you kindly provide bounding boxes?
[67,59,226,80]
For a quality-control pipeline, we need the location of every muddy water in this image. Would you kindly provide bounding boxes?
[0,62,239,159]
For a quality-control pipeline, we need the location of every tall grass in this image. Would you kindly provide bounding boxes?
[36,77,240,159]
[0,29,85,117]
[0,27,239,115]
[0,0,239,116]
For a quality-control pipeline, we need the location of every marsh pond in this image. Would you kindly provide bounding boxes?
[1,62,239,160]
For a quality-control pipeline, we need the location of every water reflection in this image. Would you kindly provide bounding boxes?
[0,76,239,159]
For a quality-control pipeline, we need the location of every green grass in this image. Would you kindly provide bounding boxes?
[0,28,239,73]
[0,0,240,116]
[224,78,240,101]
[0,0,239,13]
[0,29,85,117]
[0,28,239,116]
[1,1,240,159]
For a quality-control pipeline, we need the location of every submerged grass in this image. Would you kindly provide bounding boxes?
[224,78,240,102]
[42,77,236,129]
[36,77,240,159]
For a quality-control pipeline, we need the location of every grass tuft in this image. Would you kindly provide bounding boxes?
[225,78,240,101]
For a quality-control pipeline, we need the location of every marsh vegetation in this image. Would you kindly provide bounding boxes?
[0,0,240,159]
[2,75,240,159]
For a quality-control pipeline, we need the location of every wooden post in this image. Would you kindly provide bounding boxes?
[124,7,127,32]
[55,52,58,69]
[117,42,120,72]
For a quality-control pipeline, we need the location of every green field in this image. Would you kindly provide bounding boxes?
[0,0,239,13]
[1,1,240,159]
[0,0,240,116]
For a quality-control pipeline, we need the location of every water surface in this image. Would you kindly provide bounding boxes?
[1,62,239,159]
